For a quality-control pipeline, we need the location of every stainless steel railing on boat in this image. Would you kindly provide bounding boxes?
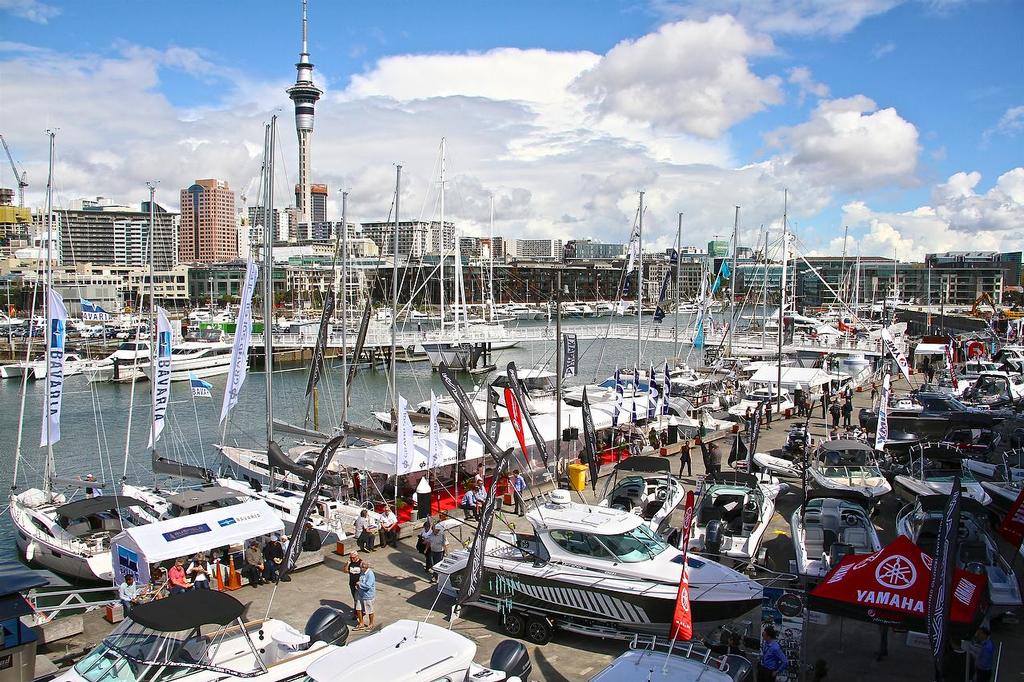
[24,586,118,625]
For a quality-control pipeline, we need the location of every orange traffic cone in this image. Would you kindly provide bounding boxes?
[215,559,225,591]
[226,556,242,591]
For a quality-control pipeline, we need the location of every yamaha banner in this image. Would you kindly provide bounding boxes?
[506,362,550,466]
[304,287,334,397]
[220,256,259,423]
[562,333,578,378]
[874,373,891,451]
[927,477,961,679]
[458,452,510,606]
[670,490,696,640]
[39,288,68,447]
[279,435,345,579]
[880,327,911,385]
[998,486,1024,548]
[438,363,505,460]
[582,386,599,491]
[148,306,172,448]
[80,298,111,321]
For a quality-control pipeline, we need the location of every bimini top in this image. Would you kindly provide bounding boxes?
[56,495,145,520]
[705,471,759,489]
[818,439,873,453]
[129,590,245,631]
[614,456,672,474]
[165,486,244,509]
[916,494,990,519]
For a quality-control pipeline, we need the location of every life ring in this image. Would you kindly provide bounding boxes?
[966,341,985,359]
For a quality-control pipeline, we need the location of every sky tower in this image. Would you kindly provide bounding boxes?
[286,0,322,228]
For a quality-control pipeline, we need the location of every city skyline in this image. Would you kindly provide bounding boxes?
[0,0,1021,261]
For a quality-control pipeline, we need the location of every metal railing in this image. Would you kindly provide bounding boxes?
[25,586,118,625]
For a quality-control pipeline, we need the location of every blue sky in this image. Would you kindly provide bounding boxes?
[1,0,1021,258]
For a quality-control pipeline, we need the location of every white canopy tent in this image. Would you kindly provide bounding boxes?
[748,366,839,390]
[111,500,284,585]
[913,342,948,359]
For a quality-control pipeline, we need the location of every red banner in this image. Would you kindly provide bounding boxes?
[670,491,696,641]
[999,487,1024,547]
[504,387,529,458]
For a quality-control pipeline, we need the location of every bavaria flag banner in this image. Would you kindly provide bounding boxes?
[220,256,259,423]
[80,298,110,321]
[670,490,696,640]
[562,333,578,378]
[874,373,891,451]
[582,386,599,491]
[189,372,212,398]
[40,288,68,447]
[647,363,657,421]
[148,306,173,448]
[927,478,961,679]
[458,452,510,606]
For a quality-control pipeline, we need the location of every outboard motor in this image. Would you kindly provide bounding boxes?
[490,639,532,680]
[305,606,350,647]
[705,520,724,556]
[828,542,854,566]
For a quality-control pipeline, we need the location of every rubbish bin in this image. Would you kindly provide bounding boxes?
[567,463,588,492]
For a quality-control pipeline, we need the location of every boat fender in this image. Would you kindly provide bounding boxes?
[26,541,37,562]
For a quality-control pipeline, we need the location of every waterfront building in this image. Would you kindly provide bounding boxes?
[179,179,237,263]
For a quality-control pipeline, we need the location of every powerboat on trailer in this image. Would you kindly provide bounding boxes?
[597,456,686,534]
[896,494,1022,617]
[55,591,349,682]
[892,444,992,506]
[305,619,532,682]
[808,439,892,500]
[434,490,763,643]
[589,638,753,681]
[790,489,881,583]
[687,471,785,567]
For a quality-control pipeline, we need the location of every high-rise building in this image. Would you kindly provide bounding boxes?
[707,239,730,258]
[567,239,626,260]
[510,238,563,260]
[286,0,323,227]
[360,220,432,260]
[57,199,178,269]
[294,183,328,225]
[247,205,281,242]
[428,221,455,255]
[179,179,237,263]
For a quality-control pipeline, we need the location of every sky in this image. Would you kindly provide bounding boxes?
[0,0,1021,260]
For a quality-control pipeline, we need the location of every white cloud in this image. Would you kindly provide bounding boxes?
[651,0,901,37]
[787,66,830,104]
[872,41,896,58]
[572,15,783,138]
[0,0,59,24]
[985,105,1024,139]
[932,167,1024,232]
[764,95,920,190]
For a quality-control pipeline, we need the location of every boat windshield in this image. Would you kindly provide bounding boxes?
[73,620,208,682]
[549,524,669,563]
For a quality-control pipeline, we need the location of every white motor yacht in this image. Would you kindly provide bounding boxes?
[790,490,881,583]
[688,471,784,567]
[55,591,348,682]
[897,495,1022,617]
[143,340,233,381]
[83,340,151,383]
[893,445,992,506]
[590,640,753,682]
[807,439,892,500]
[727,387,794,419]
[434,490,763,643]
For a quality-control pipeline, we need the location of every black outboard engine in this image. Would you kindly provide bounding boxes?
[490,639,532,680]
[305,606,350,647]
[705,519,724,556]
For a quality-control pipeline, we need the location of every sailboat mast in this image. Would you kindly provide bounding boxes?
[439,139,446,334]
[776,190,788,407]
[489,195,495,321]
[728,206,739,356]
[840,225,849,305]
[636,191,644,370]
[42,130,55,493]
[674,212,681,352]
[146,181,158,457]
[340,190,349,425]
[390,165,401,418]
[264,117,277,480]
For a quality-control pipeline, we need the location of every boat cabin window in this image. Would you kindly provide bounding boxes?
[550,524,669,563]
[73,621,211,682]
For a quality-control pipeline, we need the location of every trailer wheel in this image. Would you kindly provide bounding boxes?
[502,612,526,638]
[525,616,552,645]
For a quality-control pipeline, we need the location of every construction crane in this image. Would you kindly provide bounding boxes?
[0,134,28,207]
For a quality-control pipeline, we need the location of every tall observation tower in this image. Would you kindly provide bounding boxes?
[286,0,322,228]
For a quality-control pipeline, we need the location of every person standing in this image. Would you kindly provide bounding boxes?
[829,400,841,429]
[793,385,804,416]
[841,398,853,429]
[758,626,789,682]
[870,383,879,407]
[511,469,527,516]
[971,626,995,682]
[426,523,448,583]
[243,541,266,587]
[355,560,376,630]
[354,509,376,552]
[417,519,433,571]
[168,558,189,594]
[679,439,692,477]
[343,551,364,619]
[118,575,140,614]
[764,399,773,430]
[186,553,210,590]
[821,393,829,421]
[378,504,399,548]
[708,441,722,476]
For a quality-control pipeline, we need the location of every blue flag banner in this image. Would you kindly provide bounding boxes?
[189,372,213,398]
[693,317,705,349]
[80,298,111,321]
[647,363,657,420]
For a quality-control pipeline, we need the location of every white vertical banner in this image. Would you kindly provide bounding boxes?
[39,288,68,447]
[397,395,416,476]
[427,391,442,471]
[880,327,911,385]
[220,257,259,423]
[148,306,172,448]
[874,373,890,452]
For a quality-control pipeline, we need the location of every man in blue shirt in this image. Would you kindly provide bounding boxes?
[511,469,527,516]
[355,560,376,630]
[758,626,788,681]
[460,489,478,520]
[973,626,994,682]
